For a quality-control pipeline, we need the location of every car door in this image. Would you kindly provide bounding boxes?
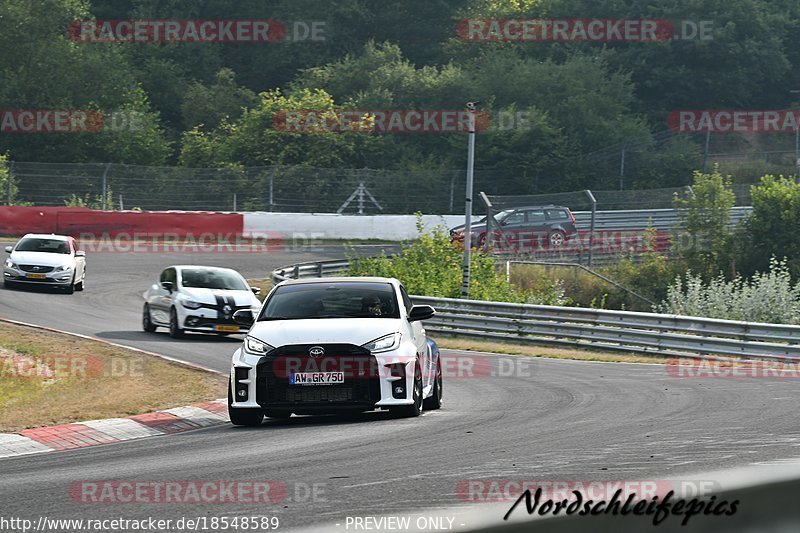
[521,208,548,251]
[497,210,526,250]
[400,285,432,389]
[69,238,85,280]
[150,267,176,324]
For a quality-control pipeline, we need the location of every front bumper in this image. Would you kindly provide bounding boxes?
[230,343,417,413]
[178,306,255,334]
[4,267,73,285]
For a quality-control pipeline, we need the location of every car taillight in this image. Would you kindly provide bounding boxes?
[567,210,576,223]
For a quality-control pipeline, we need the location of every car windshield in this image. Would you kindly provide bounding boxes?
[261,282,400,320]
[180,269,248,290]
[15,238,70,254]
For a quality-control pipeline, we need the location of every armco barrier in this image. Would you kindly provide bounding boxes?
[272,258,800,361]
[2,206,753,241]
[0,206,243,238]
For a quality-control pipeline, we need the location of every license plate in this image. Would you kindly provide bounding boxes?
[215,325,240,332]
[290,372,345,386]
[26,273,46,279]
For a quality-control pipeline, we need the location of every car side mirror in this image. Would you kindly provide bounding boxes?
[233,309,254,325]
[4,246,11,253]
[408,305,435,322]
[250,287,261,295]
[160,281,174,292]
[75,250,86,257]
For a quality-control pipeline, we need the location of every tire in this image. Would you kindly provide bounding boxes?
[392,360,423,418]
[423,358,443,410]
[549,230,566,247]
[63,275,75,294]
[142,304,157,332]
[227,383,263,427]
[169,307,184,338]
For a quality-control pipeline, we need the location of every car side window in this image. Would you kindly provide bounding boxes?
[546,209,568,220]
[399,285,413,315]
[160,268,176,285]
[502,211,525,226]
[525,210,546,224]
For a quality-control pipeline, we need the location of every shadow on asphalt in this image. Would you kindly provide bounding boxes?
[95,330,245,343]
[3,283,72,295]
[228,410,412,431]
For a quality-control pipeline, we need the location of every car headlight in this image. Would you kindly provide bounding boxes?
[244,336,274,355]
[180,299,203,309]
[4,259,17,269]
[361,332,401,353]
[54,265,72,272]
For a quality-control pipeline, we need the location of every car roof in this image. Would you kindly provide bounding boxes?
[20,233,71,241]
[279,276,399,286]
[504,205,567,209]
[168,265,241,274]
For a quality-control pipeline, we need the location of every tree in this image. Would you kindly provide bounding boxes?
[673,166,736,278]
[741,176,800,278]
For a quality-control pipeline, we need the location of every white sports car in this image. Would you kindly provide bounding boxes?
[142,265,262,338]
[227,277,442,426]
[3,233,86,294]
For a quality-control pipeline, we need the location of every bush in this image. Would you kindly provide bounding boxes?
[673,166,736,278]
[348,215,568,305]
[739,175,800,278]
[656,258,800,324]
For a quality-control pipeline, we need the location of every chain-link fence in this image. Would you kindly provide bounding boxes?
[2,160,756,214]
[477,188,753,266]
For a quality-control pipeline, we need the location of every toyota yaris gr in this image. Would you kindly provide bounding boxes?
[3,234,86,294]
[227,277,442,426]
[142,265,262,338]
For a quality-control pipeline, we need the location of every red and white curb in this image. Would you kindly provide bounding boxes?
[0,399,228,459]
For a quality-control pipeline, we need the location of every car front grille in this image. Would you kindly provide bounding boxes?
[195,294,249,324]
[18,265,54,273]
[256,344,381,408]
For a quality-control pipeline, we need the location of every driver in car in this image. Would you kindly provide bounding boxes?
[362,296,383,316]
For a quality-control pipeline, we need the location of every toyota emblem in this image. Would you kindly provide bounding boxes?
[309,346,325,357]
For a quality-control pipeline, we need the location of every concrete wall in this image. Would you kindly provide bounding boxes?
[243,212,464,240]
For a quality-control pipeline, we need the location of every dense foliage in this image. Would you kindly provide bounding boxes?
[348,216,567,304]
[4,0,800,194]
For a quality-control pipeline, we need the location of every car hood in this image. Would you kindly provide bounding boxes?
[250,318,400,347]
[450,223,487,234]
[9,251,72,267]
[180,287,258,306]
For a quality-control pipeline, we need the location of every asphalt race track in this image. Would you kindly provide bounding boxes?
[1,245,800,531]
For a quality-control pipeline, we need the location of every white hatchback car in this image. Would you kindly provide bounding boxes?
[227,277,442,426]
[3,234,86,294]
[142,265,262,338]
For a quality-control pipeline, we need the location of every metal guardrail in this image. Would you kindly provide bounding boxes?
[571,206,752,230]
[272,258,800,361]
